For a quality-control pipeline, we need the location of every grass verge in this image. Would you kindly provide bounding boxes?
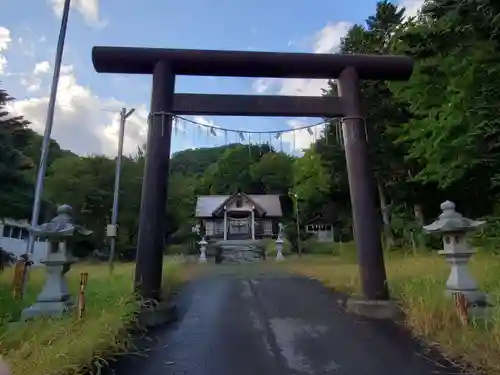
[284,250,500,374]
[0,258,187,375]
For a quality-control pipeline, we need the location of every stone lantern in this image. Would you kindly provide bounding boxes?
[423,201,488,310]
[198,237,208,263]
[21,204,92,320]
[275,222,285,261]
[193,224,207,263]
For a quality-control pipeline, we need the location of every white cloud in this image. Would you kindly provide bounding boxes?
[250,21,350,154]
[9,66,149,157]
[279,79,330,97]
[252,21,351,102]
[34,61,51,74]
[0,26,12,74]
[48,0,106,28]
[252,78,275,94]
[252,77,330,97]
[0,56,6,75]
[186,116,223,137]
[20,77,41,93]
[192,116,216,128]
[0,27,11,51]
[313,21,352,54]
[19,61,52,93]
[277,21,351,97]
[399,0,425,18]
[17,36,35,57]
[249,21,353,153]
[281,119,325,154]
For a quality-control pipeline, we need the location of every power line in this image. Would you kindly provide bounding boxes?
[168,113,333,135]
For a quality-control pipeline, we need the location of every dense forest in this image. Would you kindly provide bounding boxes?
[1,0,500,257]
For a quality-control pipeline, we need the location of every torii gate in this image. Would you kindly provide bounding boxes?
[91,46,413,304]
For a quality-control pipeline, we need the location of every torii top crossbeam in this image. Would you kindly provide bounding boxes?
[92,46,413,80]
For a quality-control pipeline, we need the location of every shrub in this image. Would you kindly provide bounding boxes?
[301,239,338,255]
[0,249,16,273]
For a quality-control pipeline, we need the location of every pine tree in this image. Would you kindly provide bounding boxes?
[0,88,33,219]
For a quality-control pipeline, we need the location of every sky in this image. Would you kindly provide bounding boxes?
[0,0,424,158]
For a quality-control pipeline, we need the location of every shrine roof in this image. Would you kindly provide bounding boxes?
[195,194,282,218]
[305,215,334,225]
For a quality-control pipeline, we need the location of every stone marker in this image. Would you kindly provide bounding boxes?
[423,200,491,320]
[21,204,92,320]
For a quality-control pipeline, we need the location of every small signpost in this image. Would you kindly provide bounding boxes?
[12,255,32,300]
[452,291,469,326]
[77,272,89,320]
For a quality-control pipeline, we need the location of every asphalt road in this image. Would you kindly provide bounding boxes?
[107,271,462,375]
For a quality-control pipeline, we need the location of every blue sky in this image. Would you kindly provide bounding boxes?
[0,0,421,157]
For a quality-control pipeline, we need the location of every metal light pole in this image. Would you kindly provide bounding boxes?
[26,0,72,257]
[294,193,302,257]
[108,108,135,273]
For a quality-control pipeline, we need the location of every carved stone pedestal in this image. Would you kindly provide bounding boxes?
[275,238,285,261]
[21,253,76,320]
[439,248,487,304]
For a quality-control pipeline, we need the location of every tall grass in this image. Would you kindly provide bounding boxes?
[0,259,186,375]
[285,251,500,374]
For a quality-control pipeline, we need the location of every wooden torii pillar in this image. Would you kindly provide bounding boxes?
[91,46,413,306]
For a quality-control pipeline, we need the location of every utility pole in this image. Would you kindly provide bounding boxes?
[289,190,302,257]
[294,193,302,257]
[108,107,135,273]
[26,0,72,257]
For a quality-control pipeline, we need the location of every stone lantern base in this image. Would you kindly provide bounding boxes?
[198,239,208,263]
[22,301,74,320]
[346,298,401,319]
[275,238,285,261]
[21,258,75,321]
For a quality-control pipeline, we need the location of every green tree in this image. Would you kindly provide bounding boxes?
[201,144,270,194]
[167,173,197,241]
[292,148,331,219]
[44,155,115,247]
[0,88,33,219]
[394,0,500,198]
[115,152,144,247]
[316,1,411,248]
[250,152,294,194]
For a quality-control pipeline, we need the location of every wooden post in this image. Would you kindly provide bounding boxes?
[12,259,28,299]
[452,291,469,325]
[337,67,389,301]
[223,206,228,240]
[251,206,255,240]
[77,272,88,320]
[134,60,175,301]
